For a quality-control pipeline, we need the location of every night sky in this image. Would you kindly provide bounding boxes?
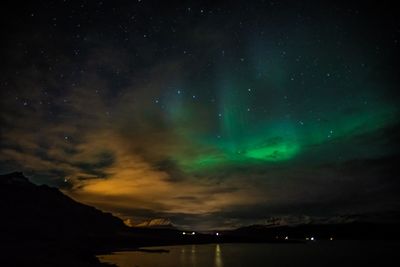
[1,0,399,230]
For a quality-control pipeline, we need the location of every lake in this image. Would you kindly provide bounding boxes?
[98,241,399,267]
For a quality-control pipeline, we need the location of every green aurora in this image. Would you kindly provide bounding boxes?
[164,57,398,173]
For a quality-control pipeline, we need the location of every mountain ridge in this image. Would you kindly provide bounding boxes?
[0,172,127,241]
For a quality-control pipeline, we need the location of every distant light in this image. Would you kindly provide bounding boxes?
[310,237,315,241]
[305,237,309,241]
[182,232,186,235]
[216,232,219,236]
[285,236,288,240]
[330,237,334,241]
[192,231,196,235]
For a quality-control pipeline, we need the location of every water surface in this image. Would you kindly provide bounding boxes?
[98,241,399,267]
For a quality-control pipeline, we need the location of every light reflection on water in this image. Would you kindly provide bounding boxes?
[98,241,399,267]
[190,244,196,267]
[215,244,223,267]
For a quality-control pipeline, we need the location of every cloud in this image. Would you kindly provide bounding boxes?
[0,47,268,229]
[1,22,399,230]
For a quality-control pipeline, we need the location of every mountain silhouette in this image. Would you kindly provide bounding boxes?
[1,172,126,240]
[0,172,127,266]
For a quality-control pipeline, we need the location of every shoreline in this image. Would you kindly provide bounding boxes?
[95,239,305,256]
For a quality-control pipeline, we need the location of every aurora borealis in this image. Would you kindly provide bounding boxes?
[1,1,399,230]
